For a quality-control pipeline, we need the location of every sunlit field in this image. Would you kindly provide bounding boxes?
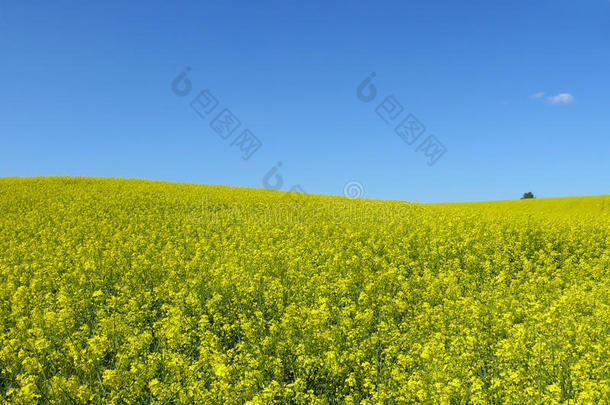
[1,177,609,403]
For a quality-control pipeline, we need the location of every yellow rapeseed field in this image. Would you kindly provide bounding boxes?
[1,177,609,404]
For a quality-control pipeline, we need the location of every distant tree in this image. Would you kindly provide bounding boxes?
[521,192,535,199]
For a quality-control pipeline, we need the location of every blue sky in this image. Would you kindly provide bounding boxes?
[1,0,608,203]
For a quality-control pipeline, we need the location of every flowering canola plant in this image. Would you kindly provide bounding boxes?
[0,177,609,404]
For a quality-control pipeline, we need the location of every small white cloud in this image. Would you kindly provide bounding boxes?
[530,91,546,99]
[547,93,574,104]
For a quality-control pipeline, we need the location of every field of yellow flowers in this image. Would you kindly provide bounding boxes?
[1,177,609,404]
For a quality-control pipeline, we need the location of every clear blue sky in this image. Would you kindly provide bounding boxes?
[1,0,608,203]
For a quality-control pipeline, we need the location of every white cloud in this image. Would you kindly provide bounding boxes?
[530,91,546,99]
[547,93,574,104]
